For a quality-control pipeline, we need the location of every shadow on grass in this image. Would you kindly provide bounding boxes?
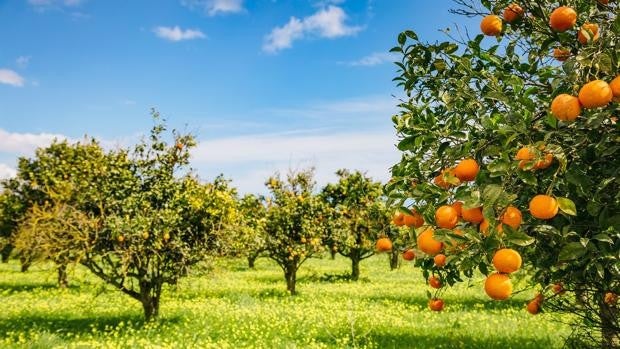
[0,313,181,337]
[315,330,559,349]
[0,281,81,293]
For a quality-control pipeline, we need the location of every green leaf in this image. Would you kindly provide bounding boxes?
[558,242,586,261]
[397,136,416,151]
[504,229,535,246]
[482,184,503,206]
[557,197,577,216]
[517,170,537,186]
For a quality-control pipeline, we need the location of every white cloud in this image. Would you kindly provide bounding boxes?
[0,69,25,87]
[16,56,31,69]
[263,5,362,53]
[192,129,399,194]
[0,164,17,180]
[154,26,206,42]
[0,129,68,155]
[343,52,397,67]
[181,0,244,16]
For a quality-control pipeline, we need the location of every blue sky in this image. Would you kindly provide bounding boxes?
[0,0,474,193]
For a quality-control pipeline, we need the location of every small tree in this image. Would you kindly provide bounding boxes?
[235,194,267,268]
[321,169,386,280]
[386,1,619,346]
[263,168,329,295]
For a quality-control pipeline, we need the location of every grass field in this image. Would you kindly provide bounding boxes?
[0,254,572,348]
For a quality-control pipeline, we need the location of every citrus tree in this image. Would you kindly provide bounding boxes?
[0,189,25,263]
[234,193,267,268]
[385,0,619,346]
[320,169,385,280]
[263,168,330,295]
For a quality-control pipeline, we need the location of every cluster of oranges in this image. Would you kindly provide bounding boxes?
[485,248,522,300]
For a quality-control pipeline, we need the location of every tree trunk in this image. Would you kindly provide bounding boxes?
[350,249,361,281]
[600,301,619,348]
[248,256,256,269]
[330,249,337,260]
[1,244,12,263]
[389,249,399,270]
[140,281,162,321]
[285,267,297,296]
[20,256,30,272]
[57,264,68,288]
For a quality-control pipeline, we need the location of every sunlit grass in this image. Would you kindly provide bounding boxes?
[0,254,571,348]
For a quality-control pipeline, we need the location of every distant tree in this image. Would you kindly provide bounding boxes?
[234,194,267,268]
[263,168,330,295]
[321,169,387,280]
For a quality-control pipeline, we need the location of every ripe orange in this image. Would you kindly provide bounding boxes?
[578,23,600,45]
[604,291,617,303]
[501,206,522,228]
[551,94,581,121]
[552,283,565,295]
[529,195,559,220]
[484,273,513,300]
[452,201,463,218]
[534,153,554,170]
[492,248,522,273]
[417,228,443,255]
[117,235,125,243]
[503,4,524,23]
[376,238,393,252]
[453,158,479,182]
[609,75,620,102]
[402,249,416,261]
[481,15,502,36]
[434,168,459,189]
[479,219,491,235]
[579,80,613,109]
[549,6,577,32]
[462,206,484,224]
[403,210,425,228]
[515,146,534,161]
[434,254,447,267]
[429,275,442,289]
[526,298,541,315]
[428,298,444,311]
[435,205,459,229]
[553,48,571,61]
[393,212,405,226]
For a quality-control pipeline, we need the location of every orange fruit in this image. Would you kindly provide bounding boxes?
[428,298,444,311]
[453,158,479,182]
[117,235,125,243]
[526,298,541,315]
[403,210,425,228]
[484,273,513,300]
[503,4,524,23]
[501,206,522,228]
[598,0,609,4]
[417,228,443,255]
[435,205,459,229]
[552,283,565,295]
[376,238,393,252]
[529,195,559,220]
[551,94,581,121]
[402,249,416,261]
[434,254,447,267]
[604,292,618,305]
[579,80,613,109]
[534,153,554,170]
[553,48,571,61]
[433,168,459,189]
[481,15,502,36]
[479,219,491,235]
[609,75,620,102]
[492,248,522,273]
[452,201,463,218]
[429,275,442,289]
[578,23,600,45]
[462,206,484,224]
[393,212,406,226]
[549,6,577,32]
[515,146,534,161]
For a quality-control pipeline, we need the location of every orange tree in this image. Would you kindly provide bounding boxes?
[263,168,331,295]
[385,0,619,346]
[320,169,386,280]
[232,193,267,268]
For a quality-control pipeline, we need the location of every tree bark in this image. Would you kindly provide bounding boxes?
[600,301,619,348]
[285,267,297,296]
[1,244,12,263]
[140,280,162,321]
[248,255,256,269]
[330,249,337,260]
[57,264,68,288]
[389,249,399,270]
[20,256,30,272]
[350,249,360,281]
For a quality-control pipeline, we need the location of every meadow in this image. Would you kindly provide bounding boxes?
[0,255,572,349]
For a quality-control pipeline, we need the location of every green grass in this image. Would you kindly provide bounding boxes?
[0,255,571,348]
